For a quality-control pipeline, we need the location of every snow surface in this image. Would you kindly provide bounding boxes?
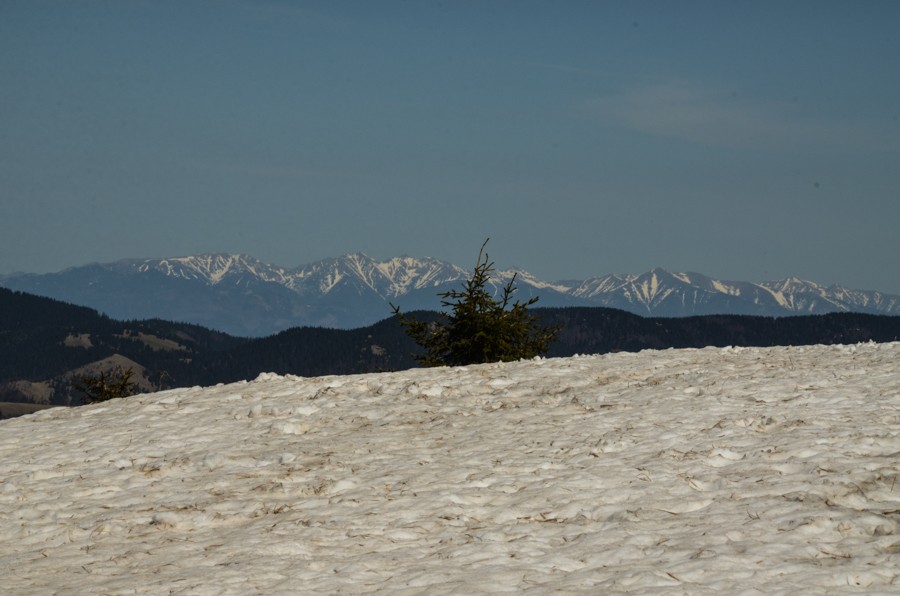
[2,343,900,594]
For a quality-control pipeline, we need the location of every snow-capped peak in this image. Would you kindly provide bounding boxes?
[289,254,468,297]
[762,277,822,294]
[11,253,895,334]
[136,254,290,285]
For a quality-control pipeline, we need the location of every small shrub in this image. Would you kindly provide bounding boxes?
[392,239,559,366]
[73,366,137,404]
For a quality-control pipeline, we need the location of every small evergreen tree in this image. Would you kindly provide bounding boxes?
[73,366,137,404]
[392,239,559,366]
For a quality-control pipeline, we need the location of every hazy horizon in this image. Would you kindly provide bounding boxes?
[4,250,900,295]
[2,2,898,292]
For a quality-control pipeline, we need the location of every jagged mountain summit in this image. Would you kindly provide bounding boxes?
[134,254,292,286]
[288,253,469,297]
[567,268,900,318]
[119,253,469,297]
[2,253,898,336]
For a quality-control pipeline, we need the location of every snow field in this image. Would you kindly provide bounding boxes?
[1,342,899,594]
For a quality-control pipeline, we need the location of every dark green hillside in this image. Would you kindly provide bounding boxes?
[0,288,247,405]
[198,312,433,384]
[203,308,900,383]
[538,308,900,356]
[3,287,900,417]
[0,288,120,381]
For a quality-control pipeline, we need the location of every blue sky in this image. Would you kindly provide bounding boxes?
[2,1,898,292]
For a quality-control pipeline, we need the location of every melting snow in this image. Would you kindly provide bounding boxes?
[712,280,741,296]
[2,343,900,593]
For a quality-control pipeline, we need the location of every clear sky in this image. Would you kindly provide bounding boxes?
[2,1,898,293]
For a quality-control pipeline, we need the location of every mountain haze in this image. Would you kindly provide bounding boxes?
[2,254,898,336]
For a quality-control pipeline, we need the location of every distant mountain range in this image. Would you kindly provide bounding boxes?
[2,253,898,336]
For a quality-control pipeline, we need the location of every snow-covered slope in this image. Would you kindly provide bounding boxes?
[3,343,899,593]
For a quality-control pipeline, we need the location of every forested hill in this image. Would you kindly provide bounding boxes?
[538,308,900,356]
[0,288,247,409]
[194,308,900,384]
[3,287,900,413]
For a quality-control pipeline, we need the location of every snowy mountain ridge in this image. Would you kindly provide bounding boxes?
[126,253,898,312]
[288,253,469,297]
[2,252,898,335]
[133,254,292,286]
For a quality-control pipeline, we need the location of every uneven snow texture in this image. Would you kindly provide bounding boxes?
[2,343,900,594]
